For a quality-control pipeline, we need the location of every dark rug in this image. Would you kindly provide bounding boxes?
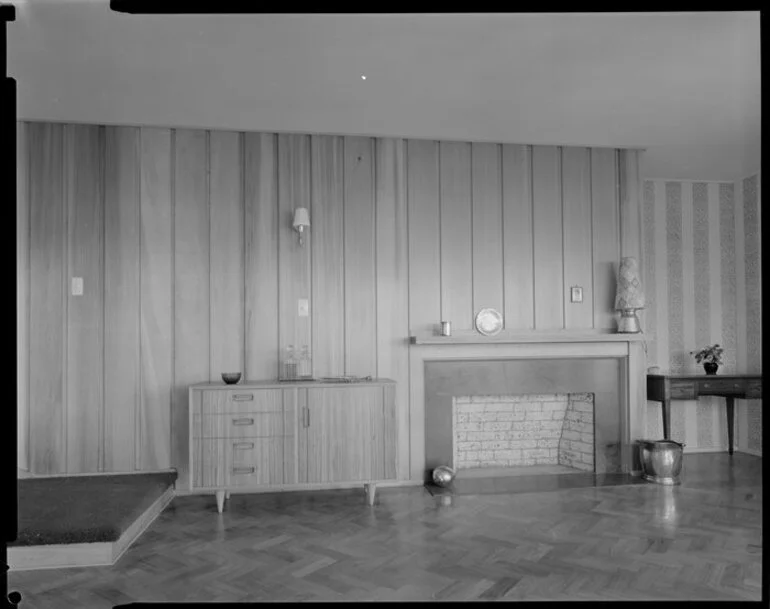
[10,472,177,547]
[425,472,647,497]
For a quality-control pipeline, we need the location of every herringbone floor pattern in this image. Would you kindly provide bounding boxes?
[9,453,762,605]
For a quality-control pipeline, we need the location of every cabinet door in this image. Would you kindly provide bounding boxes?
[301,386,387,483]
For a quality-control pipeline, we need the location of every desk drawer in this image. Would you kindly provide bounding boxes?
[746,380,762,399]
[669,381,696,399]
[698,379,747,396]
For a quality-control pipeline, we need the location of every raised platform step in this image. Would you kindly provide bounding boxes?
[10,471,176,570]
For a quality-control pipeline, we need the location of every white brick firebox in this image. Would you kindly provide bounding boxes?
[452,393,595,471]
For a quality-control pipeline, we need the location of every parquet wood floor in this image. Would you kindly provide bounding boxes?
[8,453,762,605]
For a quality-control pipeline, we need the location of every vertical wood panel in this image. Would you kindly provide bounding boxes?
[344,136,377,377]
[104,126,140,472]
[244,133,279,381]
[28,122,65,474]
[439,141,472,329]
[591,148,620,331]
[561,147,593,330]
[65,124,104,473]
[375,138,410,480]
[407,139,441,335]
[619,150,643,261]
[311,135,345,377]
[173,128,209,488]
[532,145,564,329]
[17,122,29,471]
[278,135,311,366]
[502,144,534,330]
[209,131,244,378]
[471,143,504,317]
[139,127,173,470]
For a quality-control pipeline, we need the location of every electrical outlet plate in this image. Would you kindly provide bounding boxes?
[570,286,583,303]
[298,299,309,317]
[72,277,84,296]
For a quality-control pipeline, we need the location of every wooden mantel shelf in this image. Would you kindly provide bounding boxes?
[409,332,649,345]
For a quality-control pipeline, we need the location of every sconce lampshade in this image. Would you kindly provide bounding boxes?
[615,257,645,310]
[293,207,310,230]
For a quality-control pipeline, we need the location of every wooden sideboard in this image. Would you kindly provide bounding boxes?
[646,374,762,455]
[189,379,397,512]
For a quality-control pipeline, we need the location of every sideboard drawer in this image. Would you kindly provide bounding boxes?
[201,389,283,415]
[193,411,286,439]
[698,379,746,396]
[746,380,762,399]
[192,437,286,488]
[669,381,696,399]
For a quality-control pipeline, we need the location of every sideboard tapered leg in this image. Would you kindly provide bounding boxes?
[364,482,376,506]
[215,491,226,513]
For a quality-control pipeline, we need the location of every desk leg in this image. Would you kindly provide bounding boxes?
[725,397,735,455]
[661,399,671,440]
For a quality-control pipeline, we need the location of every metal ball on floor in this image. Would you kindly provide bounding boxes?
[432,465,456,487]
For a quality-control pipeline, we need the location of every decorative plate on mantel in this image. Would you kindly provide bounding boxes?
[474,308,503,336]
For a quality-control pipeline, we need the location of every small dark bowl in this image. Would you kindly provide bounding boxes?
[221,372,242,385]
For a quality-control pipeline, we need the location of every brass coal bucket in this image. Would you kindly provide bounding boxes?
[639,439,685,485]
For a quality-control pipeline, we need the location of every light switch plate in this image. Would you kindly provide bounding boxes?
[298,299,309,317]
[72,277,84,296]
[570,286,583,303]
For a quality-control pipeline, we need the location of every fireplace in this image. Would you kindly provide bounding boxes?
[407,333,647,482]
[452,392,595,472]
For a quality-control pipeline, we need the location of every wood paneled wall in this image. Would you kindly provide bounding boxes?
[17,121,641,483]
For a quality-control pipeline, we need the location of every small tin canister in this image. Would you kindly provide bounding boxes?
[440,321,451,336]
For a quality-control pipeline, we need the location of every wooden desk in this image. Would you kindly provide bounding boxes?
[646,374,762,455]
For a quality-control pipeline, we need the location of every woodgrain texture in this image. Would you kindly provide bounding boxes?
[471,142,504,317]
[139,127,173,470]
[173,129,209,488]
[209,131,244,378]
[344,136,377,377]
[407,139,441,335]
[502,144,534,330]
[591,148,620,331]
[561,147,594,330]
[65,124,104,473]
[277,135,312,366]
[17,121,29,471]
[532,145,564,329]
[244,133,279,381]
[375,138,410,481]
[439,141,473,329]
[28,122,65,474]
[311,135,345,377]
[104,126,141,472]
[21,120,648,480]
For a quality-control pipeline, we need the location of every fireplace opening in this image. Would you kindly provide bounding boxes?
[452,393,595,475]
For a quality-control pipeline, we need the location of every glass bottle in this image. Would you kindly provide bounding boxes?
[284,345,298,379]
[299,345,311,377]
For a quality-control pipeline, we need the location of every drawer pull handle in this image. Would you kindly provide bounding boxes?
[232,466,256,475]
[233,442,254,449]
[232,394,254,401]
[734,384,740,388]
[703,384,709,388]
[232,418,254,426]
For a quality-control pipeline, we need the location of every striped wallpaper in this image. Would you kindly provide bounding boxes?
[642,173,761,455]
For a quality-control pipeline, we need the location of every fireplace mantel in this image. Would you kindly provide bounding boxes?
[406,334,648,481]
[410,331,648,345]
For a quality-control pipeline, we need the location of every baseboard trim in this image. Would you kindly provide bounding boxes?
[734,447,763,457]
[16,468,178,480]
[10,484,175,571]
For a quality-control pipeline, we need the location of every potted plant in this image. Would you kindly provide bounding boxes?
[690,343,724,375]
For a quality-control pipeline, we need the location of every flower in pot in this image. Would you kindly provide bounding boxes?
[690,343,724,375]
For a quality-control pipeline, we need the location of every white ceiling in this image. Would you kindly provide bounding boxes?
[8,4,761,181]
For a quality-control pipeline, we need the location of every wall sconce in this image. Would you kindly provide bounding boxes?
[292,207,310,247]
[615,256,645,333]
